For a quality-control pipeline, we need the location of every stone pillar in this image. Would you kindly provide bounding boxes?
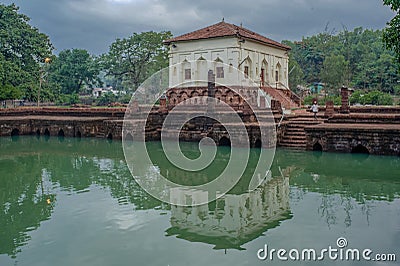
[259,96,266,109]
[159,96,167,112]
[207,70,215,112]
[271,99,282,113]
[132,100,139,112]
[340,87,349,113]
[207,70,215,98]
[325,100,334,117]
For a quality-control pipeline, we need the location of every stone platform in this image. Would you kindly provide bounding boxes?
[1,106,399,155]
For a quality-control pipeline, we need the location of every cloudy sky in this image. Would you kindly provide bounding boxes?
[3,0,396,55]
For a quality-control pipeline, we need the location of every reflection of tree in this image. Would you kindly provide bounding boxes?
[318,194,338,228]
[0,137,164,257]
[0,155,55,258]
[273,149,400,227]
[0,137,398,256]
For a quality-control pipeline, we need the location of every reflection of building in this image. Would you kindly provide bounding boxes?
[166,176,291,250]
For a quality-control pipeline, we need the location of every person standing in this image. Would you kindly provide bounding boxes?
[311,101,318,120]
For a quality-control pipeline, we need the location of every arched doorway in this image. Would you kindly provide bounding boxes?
[125,133,133,142]
[351,144,369,154]
[44,128,50,137]
[11,128,19,137]
[313,142,323,151]
[107,133,113,140]
[58,129,65,137]
[219,136,231,147]
[254,139,262,148]
[76,131,82,138]
[36,129,40,136]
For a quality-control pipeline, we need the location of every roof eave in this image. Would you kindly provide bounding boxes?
[164,35,291,51]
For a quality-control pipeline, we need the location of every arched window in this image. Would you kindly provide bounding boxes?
[261,59,269,86]
[196,56,207,84]
[243,57,252,79]
[275,62,282,83]
[182,60,191,81]
[214,58,224,79]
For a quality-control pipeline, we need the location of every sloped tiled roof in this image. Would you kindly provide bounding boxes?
[164,21,290,50]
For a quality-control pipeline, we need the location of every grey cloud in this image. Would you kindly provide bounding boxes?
[3,0,395,54]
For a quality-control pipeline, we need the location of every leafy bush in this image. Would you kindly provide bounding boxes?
[303,95,316,105]
[350,90,393,105]
[0,85,22,101]
[394,85,400,96]
[117,93,132,104]
[56,93,79,105]
[96,92,117,106]
[303,95,341,105]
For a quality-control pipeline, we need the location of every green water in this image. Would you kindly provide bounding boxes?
[0,136,399,266]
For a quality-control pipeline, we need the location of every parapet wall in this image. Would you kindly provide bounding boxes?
[0,107,126,118]
[305,112,400,156]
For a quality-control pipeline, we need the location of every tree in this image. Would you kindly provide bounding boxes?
[49,49,100,94]
[383,0,400,72]
[0,84,22,101]
[288,56,304,91]
[284,27,399,93]
[0,4,53,99]
[321,54,349,94]
[99,31,172,91]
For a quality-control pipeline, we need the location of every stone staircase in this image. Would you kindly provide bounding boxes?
[261,86,301,110]
[278,115,323,149]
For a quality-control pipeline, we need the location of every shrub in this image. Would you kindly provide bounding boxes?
[96,92,117,106]
[0,84,22,101]
[303,95,341,105]
[56,93,79,105]
[350,90,393,106]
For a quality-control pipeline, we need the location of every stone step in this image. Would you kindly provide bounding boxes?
[285,130,306,135]
[279,139,306,145]
[277,144,306,150]
[287,120,322,125]
[284,131,305,136]
[282,135,306,141]
[284,127,306,131]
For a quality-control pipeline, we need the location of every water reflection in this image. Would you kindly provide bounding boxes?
[166,174,291,250]
[0,137,399,259]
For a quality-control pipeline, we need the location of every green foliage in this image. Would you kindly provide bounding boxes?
[96,92,117,106]
[350,90,394,105]
[383,0,400,72]
[394,85,400,95]
[0,84,22,100]
[56,93,79,106]
[284,27,399,92]
[321,54,349,91]
[99,31,172,92]
[117,93,133,104]
[49,49,100,94]
[0,4,53,95]
[288,56,304,90]
[303,94,341,105]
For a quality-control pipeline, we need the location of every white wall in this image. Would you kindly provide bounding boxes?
[168,36,289,89]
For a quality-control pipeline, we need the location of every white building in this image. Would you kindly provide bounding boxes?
[164,20,291,89]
